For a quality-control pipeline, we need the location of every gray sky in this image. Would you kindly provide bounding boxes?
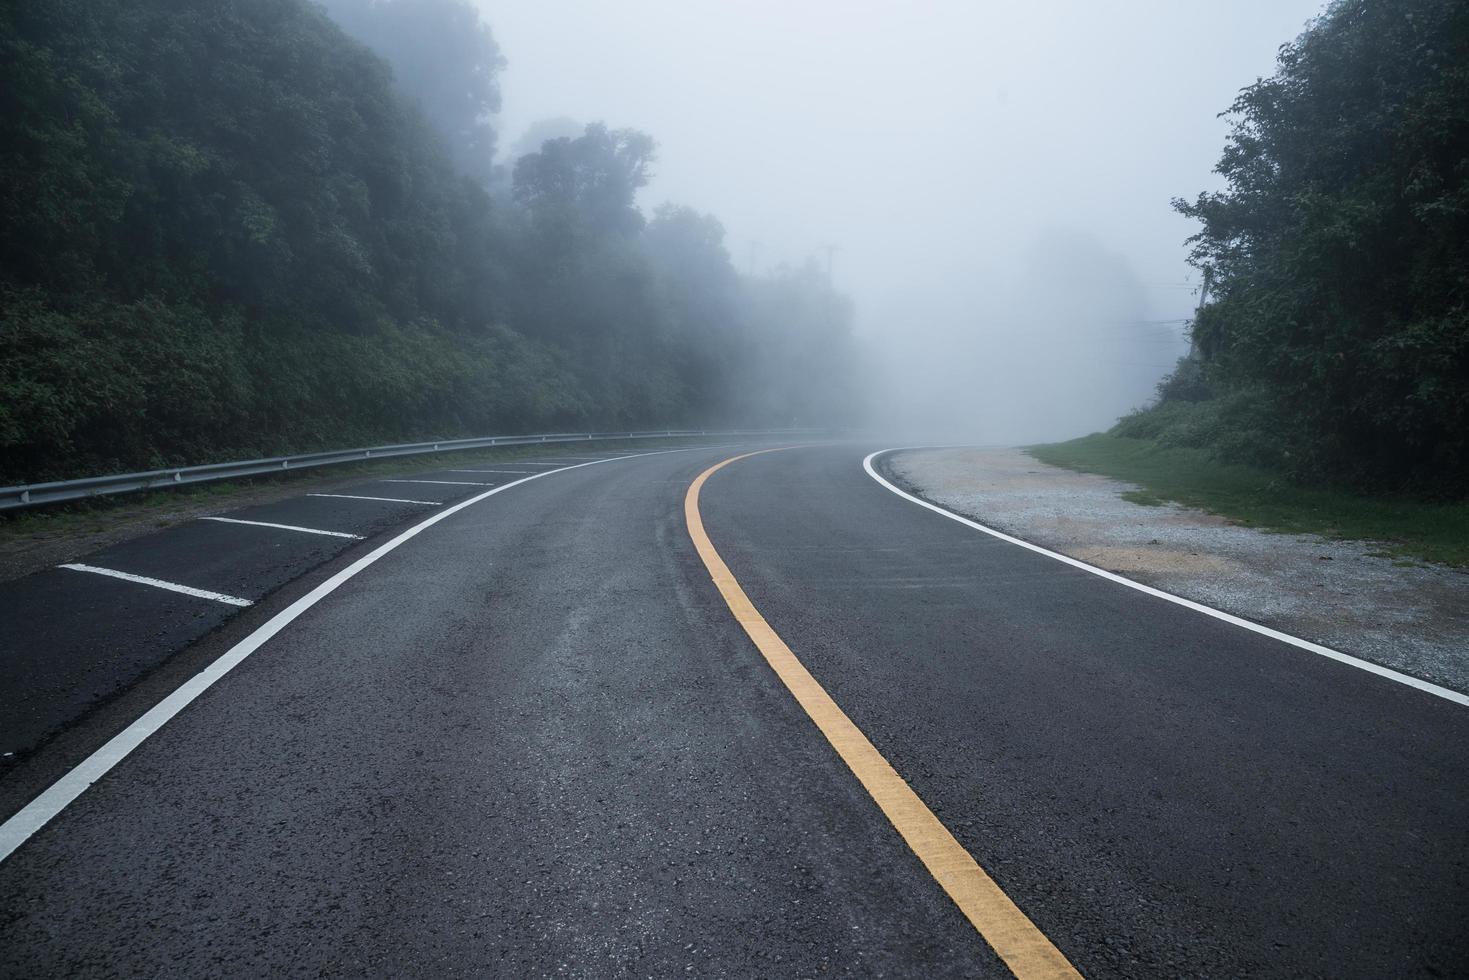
[482,0,1325,439]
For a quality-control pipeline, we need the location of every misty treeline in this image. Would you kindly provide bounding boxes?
[1132,0,1468,495]
[0,0,856,483]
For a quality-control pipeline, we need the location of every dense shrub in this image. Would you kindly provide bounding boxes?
[0,0,858,483]
[1165,0,1469,495]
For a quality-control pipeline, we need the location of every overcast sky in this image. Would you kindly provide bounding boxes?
[481,0,1326,439]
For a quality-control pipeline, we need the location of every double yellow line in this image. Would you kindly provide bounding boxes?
[686,450,1081,980]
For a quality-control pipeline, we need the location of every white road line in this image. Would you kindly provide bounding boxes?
[863,449,1469,709]
[383,479,493,486]
[58,564,253,608]
[307,493,439,506]
[446,469,528,475]
[0,444,740,864]
[199,517,362,540]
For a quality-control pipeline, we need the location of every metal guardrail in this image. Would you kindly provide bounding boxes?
[0,428,816,511]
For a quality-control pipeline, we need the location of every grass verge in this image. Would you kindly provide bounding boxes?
[1027,433,1469,568]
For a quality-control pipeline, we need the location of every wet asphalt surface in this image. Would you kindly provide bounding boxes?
[0,443,1465,977]
[0,460,603,758]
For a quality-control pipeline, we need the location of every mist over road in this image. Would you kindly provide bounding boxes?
[1,445,1463,977]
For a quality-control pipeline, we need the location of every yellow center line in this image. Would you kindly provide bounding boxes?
[685,449,1083,980]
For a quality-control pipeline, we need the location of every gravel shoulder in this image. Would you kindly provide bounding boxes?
[888,447,1469,694]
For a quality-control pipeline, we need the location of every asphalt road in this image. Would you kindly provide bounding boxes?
[0,443,1464,977]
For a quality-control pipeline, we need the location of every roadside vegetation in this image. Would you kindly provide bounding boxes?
[0,0,856,486]
[1112,0,1468,498]
[1029,434,1469,567]
[1035,0,1469,566]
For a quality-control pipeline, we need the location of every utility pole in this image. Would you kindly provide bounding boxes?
[819,243,838,284]
[1187,267,1212,361]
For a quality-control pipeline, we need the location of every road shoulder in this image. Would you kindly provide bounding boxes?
[887,446,1469,694]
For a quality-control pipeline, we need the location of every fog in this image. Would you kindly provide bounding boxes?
[484,0,1323,441]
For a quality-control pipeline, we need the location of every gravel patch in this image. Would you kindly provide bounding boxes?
[888,447,1469,695]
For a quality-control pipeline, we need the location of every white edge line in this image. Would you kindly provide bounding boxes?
[306,493,439,506]
[0,445,728,863]
[862,449,1469,709]
[58,564,253,608]
[200,517,361,540]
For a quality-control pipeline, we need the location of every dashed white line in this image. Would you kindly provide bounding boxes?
[1,444,744,864]
[307,493,440,506]
[862,449,1469,709]
[199,517,362,540]
[446,469,528,475]
[384,479,494,486]
[58,564,253,608]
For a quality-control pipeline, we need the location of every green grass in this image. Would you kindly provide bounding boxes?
[1027,433,1469,568]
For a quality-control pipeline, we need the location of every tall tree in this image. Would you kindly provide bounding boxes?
[1173,0,1469,490]
[643,205,743,414]
[513,123,656,244]
[316,0,505,185]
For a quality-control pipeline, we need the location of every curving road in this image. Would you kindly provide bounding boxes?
[0,443,1465,977]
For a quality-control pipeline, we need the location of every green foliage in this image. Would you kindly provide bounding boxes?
[1168,0,1469,495]
[513,124,657,245]
[0,0,859,483]
[0,289,251,475]
[317,0,505,184]
[0,287,585,479]
[1114,385,1293,471]
[1150,354,1211,404]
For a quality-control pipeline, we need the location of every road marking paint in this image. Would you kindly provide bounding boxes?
[383,479,494,486]
[686,451,1082,980]
[307,493,440,506]
[863,450,1469,709]
[199,517,361,540]
[58,564,253,608]
[446,469,529,474]
[0,445,739,865]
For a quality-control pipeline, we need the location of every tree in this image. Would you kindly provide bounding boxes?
[513,123,656,244]
[0,0,860,481]
[643,205,743,410]
[315,0,505,185]
[1170,0,1469,491]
